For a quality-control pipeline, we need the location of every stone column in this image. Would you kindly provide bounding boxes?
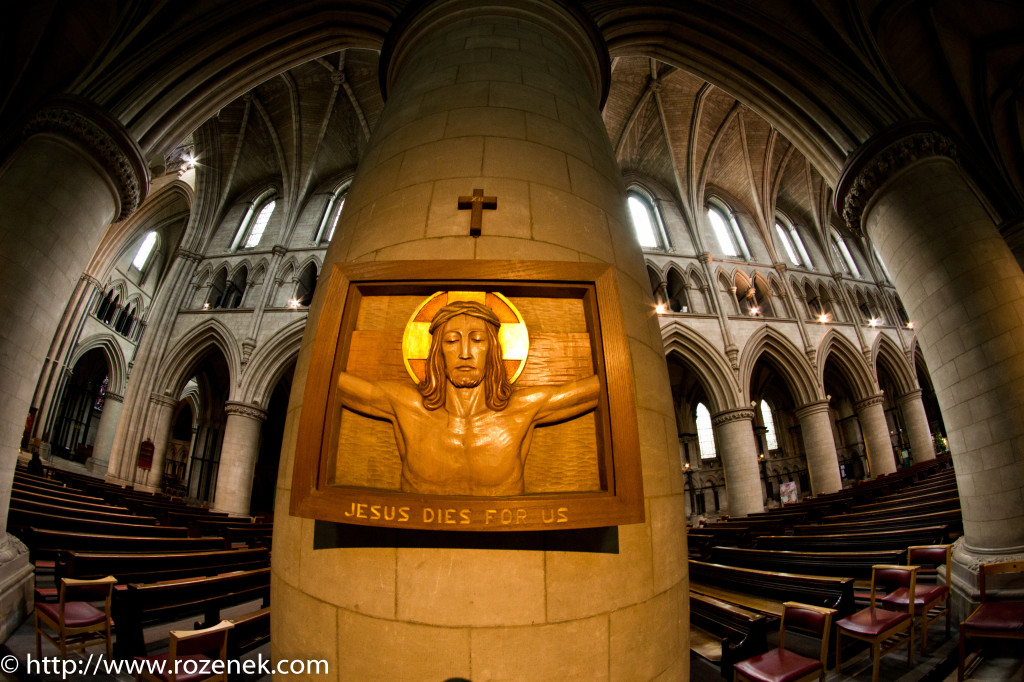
[897,389,936,462]
[794,401,843,494]
[0,99,147,526]
[855,394,897,476]
[711,408,764,517]
[212,402,267,516]
[837,122,1024,595]
[89,391,123,477]
[134,394,177,492]
[271,2,688,679]
[0,99,146,639]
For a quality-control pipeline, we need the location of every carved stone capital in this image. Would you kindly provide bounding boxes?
[224,401,268,422]
[794,400,830,419]
[272,244,288,257]
[896,388,923,404]
[81,274,102,288]
[832,272,844,283]
[773,262,787,274]
[104,391,124,404]
[835,122,957,234]
[150,392,179,409]
[855,394,886,411]
[23,97,149,221]
[698,252,712,264]
[175,248,203,263]
[711,408,756,427]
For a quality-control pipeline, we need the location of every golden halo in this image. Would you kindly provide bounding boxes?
[402,291,529,385]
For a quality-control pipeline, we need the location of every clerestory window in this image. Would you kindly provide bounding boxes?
[627,189,666,250]
[696,403,717,459]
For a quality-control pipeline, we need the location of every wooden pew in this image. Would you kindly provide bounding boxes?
[850,489,960,512]
[707,546,906,583]
[112,567,271,658]
[796,509,963,536]
[13,481,107,506]
[57,547,270,584]
[17,528,227,562]
[9,498,156,526]
[754,525,951,552]
[6,509,186,538]
[220,525,273,549]
[227,606,271,661]
[687,526,750,549]
[689,560,857,618]
[819,498,961,524]
[11,488,131,515]
[690,592,771,679]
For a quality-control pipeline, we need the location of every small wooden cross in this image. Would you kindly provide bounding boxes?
[457,188,497,237]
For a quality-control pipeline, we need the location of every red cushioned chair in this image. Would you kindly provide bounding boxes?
[34,575,117,658]
[958,559,1024,681]
[881,543,952,653]
[136,619,233,682]
[734,601,837,682]
[836,564,918,682]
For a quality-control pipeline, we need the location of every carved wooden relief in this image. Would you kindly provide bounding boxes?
[291,260,644,531]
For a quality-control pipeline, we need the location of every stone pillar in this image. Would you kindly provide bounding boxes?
[794,401,843,494]
[134,394,177,491]
[271,2,688,679]
[711,408,764,517]
[855,395,897,476]
[837,122,1024,598]
[0,99,147,527]
[89,391,123,477]
[897,389,936,462]
[212,402,267,516]
[0,98,146,642]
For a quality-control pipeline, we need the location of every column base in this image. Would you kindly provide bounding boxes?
[0,535,35,644]
[950,537,1024,622]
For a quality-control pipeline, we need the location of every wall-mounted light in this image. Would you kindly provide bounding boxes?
[288,298,301,309]
[818,313,830,323]
[201,302,210,310]
[868,318,879,327]
[906,321,914,329]
[655,303,666,314]
[749,306,760,316]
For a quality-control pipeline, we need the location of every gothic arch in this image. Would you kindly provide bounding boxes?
[69,334,129,395]
[872,334,917,396]
[241,318,307,407]
[817,330,877,400]
[738,327,820,406]
[661,321,741,415]
[157,319,242,401]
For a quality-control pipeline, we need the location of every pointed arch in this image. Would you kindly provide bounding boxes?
[739,327,820,406]
[686,266,709,313]
[241,318,307,406]
[872,333,917,396]
[661,321,741,415]
[158,319,242,400]
[817,330,876,400]
[69,334,129,395]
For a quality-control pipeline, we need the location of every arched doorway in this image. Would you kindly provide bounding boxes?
[51,348,109,463]
[249,361,294,517]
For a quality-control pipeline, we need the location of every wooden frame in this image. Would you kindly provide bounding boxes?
[291,260,644,531]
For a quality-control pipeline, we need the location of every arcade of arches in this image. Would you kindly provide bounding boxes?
[2,1,1024,678]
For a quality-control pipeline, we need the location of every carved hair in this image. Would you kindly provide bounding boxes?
[419,301,512,411]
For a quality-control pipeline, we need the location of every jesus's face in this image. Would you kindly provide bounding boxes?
[440,314,491,388]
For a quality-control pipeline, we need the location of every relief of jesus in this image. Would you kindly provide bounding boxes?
[336,300,600,496]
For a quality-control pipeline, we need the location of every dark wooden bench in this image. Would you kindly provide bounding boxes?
[17,528,227,562]
[689,560,857,618]
[12,488,131,515]
[687,526,751,549]
[707,546,906,583]
[56,547,270,584]
[797,509,963,536]
[13,481,107,505]
[227,606,271,661]
[850,489,960,512]
[112,567,271,658]
[820,498,961,524]
[754,525,951,552]
[690,592,771,679]
[219,525,273,548]
[9,498,156,526]
[6,509,185,538]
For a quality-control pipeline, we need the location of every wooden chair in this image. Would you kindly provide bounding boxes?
[34,575,117,658]
[734,601,837,682]
[958,559,1024,681]
[835,564,918,682]
[136,619,234,682]
[881,543,952,653]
